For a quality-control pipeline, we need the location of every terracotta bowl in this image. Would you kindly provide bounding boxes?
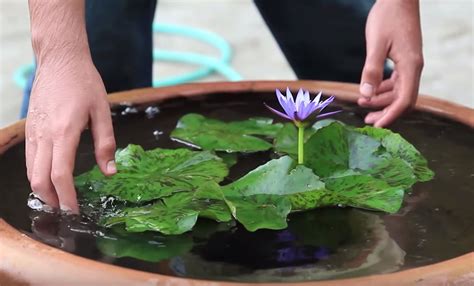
[1,80,473,286]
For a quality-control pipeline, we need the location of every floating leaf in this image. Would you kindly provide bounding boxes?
[103,192,231,235]
[365,156,417,189]
[75,117,433,236]
[275,121,432,191]
[304,122,350,177]
[217,152,238,168]
[171,114,283,153]
[222,156,325,230]
[225,194,292,232]
[273,120,336,157]
[222,156,325,197]
[346,131,382,171]
[324,175,404,213]
[357,126,434,181]
[220,155,402,229]
[222,157,329,211]
[75,145,228,203]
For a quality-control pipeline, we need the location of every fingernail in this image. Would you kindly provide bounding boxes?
[360,83,374,98]
[107,160,117,174]
[60,204,72,213]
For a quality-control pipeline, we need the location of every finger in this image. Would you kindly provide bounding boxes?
[365,110,386,125]
[374,60,422,127]
[51,134,81,213]
[360,36,389,99]
[25,118,38,181]
[25,134,37,182]
[358,91,395,108]
[30,141,59,208]
[90,100,117,176]
[376,71,398,94]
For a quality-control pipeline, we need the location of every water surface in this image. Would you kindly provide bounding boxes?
[1,92,473,282]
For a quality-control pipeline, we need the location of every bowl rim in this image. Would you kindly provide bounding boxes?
[1,80,473,286]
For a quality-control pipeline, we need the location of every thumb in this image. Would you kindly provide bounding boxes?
[90,100,117,176]
[360,38,388,99]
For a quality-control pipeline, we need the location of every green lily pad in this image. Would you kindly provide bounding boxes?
[75,116,433,236]
[304,122,350,177]
[171,114,283,153]
[217,152,238,168]
[75,145,228,203]
[365,156,417,189]
[225,194,292,232]
[356,126,434,181]
[324,174,404,214]
[222,156,328,212]
[221,155,403,230]
[103,192,232,235]
[221,156,325,231]
[222,156,325,197]
[275,121,432,191]
[273,120,337,157]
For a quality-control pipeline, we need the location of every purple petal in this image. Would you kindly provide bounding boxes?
[265,103,293,120]
[295,89,305,111]
[276,89,293,118]
[316,109,343,119]
[318,96,336,112]
[301,101,318,119]
[286,88,295,105]
[296,98,307,120]
[311,91,322,106]
[285,88,296,116]
[303,90,310,104]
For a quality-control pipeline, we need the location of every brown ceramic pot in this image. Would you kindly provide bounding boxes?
[1,81,473,286]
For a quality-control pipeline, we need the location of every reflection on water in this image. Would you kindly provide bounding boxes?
[28,207,405,282]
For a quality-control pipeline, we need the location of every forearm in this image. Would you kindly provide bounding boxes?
[29,0,91,67]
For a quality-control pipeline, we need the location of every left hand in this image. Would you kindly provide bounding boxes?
[358,0,423,127]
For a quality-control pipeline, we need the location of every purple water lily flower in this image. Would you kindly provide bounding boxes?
[265,88,341,122]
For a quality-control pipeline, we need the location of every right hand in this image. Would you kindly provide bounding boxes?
[26,58,117,213]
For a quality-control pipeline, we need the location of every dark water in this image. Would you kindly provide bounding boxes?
[1,92,473,282]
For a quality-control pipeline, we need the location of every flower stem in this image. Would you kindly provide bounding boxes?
[298,125,304,164]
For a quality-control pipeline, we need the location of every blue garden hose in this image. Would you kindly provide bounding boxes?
[14,23,242,116]
[151,23,242,86]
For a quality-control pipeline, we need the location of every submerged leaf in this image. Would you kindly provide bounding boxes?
[75,145,228,203]
[171,114,283,153]
[97,227,193,262]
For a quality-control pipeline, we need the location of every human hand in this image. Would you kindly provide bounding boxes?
[358,0,423,127]
[26,58,116,213]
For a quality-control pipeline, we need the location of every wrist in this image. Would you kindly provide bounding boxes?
[32,29,91,66]
[29,0,90,67]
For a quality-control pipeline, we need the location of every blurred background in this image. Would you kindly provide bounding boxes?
[0,0,472,128]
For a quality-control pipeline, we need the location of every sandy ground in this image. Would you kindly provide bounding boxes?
[0,0,472,128]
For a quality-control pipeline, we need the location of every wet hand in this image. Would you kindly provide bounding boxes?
[358,0,423,127]
[26,59,117,213]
